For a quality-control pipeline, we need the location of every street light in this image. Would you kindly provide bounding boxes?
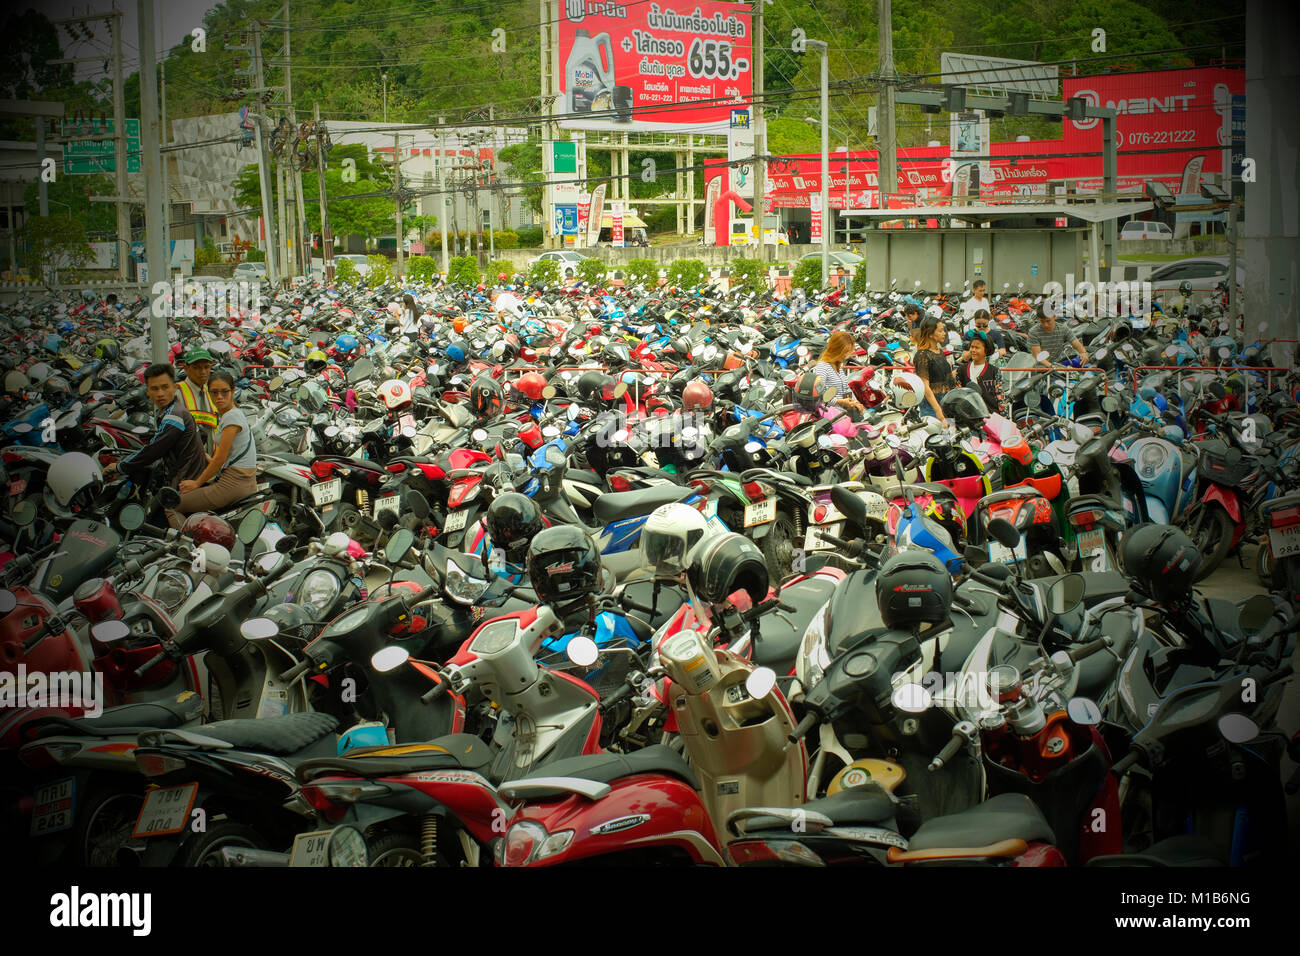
[805,116,851,248]
[381,71,388,124]
[806,39,830,288]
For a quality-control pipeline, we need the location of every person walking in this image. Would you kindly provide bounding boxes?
[911,315,953,424]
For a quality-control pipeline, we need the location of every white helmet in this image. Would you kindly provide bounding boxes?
[641,502,708,577]
[27,362,52,383]
[4,370,30,393]
[378,378,412,410]
[44,452,103,518]
[890,371,925,409]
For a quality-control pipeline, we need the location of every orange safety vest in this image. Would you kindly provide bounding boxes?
[178,380,218,433]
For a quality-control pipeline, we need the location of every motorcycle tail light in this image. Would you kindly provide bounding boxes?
[387,463,407,473]
[813,505,828,523]
[134,753,188,777]
[1270,506,1300,528]
[743,481,765,500]
[729,839,825,866]
[609,474,632,493]
[18,742,81,769]
[1069,510,1097,528]
[311,460,339,481]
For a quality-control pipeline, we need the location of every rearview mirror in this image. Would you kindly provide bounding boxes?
[541,385,557,400]
[158,487,181,509]
[91,619,131,644]
[240,618,279,641]
[745,667,777,700]
[384,528,416,564]
[1066,697,1102,726]
[822,385,838,403]
[1238,594,1276,634]
[371,645,411,673]
[566,635,599,667]
[237,509,267,546]
[118,503,146,532]
[1047,573,1085,616]
[0,589,15,614]
[79,377,93,395]
[986,517,1021,549]
[405,491,430,520]
[471,428,488,443]
[1218,713,1259,744]
[1100,396,1119,412]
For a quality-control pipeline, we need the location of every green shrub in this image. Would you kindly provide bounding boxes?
[487,259,517,282]
[244,248,266,263]
[792,256,824,294]
[514,226,543,247]
[405,256,439,283]
[528,257,561,286]
[666,258,708,289]
[494,230,520,250]
[448,255,480,286]
[195,239,221,268]
[333,257,358,283]
[851,262,867,297]
[365,254,392,284]
[729,257,768,295]
[625,258,660,287]
[577,257,608,286]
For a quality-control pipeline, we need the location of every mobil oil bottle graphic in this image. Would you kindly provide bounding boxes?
[567,28,615,113]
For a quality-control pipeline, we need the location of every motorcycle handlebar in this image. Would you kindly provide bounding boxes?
[928,731,965,772]
[420,679,449,704]
[788,711,818,744]
[134,650,168,679]
[279,657,313,683]
[1068,636,1111,663]
[1111,749,1142,776]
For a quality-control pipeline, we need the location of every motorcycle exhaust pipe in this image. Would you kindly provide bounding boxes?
[219,846,291,867]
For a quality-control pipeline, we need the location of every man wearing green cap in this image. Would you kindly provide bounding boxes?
[178,347,217,451]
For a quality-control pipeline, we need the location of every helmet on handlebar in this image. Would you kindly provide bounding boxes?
[689,532,769,607]
[469,375,504,419]
[485,492,543,563]
[305,349,329,374]
[940,387,990,427]
[527,525,603,605]
[514,372,547,402]
[1119,523,1201,607]
[890,371,925,409]
[44,452,103,519]
[641,502,708,578]
[681,380,714,412]
[875,550,952,628]
[182,513,237,552]
[335,333,358,354]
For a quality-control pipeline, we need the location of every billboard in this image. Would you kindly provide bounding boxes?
[557,1,752,133]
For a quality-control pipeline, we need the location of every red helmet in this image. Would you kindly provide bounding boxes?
[515,372,547,401]
[182,513,236,551]
[682,380,714,412]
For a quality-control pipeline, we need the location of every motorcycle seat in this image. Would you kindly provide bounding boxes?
[903,792,1055,852]
[264,453,312,466]
[978,487,1047,510]
[22,691,205,740]
[767,471,813,487]
[882,482,956,503]
[196,712,339,756]
[505,744,699,797]
[565,468,604,488]
[1086,834,1225,867]
[736,784,899,833]
[295,733,494,781]
[752,576,838,670]
[593,485,693,524]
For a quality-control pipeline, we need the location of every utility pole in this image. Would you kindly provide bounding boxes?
[283,1,307,280]
[808,41,830,288]
[877,0,897,208]
[314,103,333,283]
[439,127,449,276]
[393,133,404,279]
[752,0,766,260]
[161,60,170,256]
[249,21,280,286]
[138,0,167,360]
[111,6,130,279]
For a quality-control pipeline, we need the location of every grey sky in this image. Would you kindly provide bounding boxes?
[20,0,225,78]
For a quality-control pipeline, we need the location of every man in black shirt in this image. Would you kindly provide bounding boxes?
[104,363,208,494]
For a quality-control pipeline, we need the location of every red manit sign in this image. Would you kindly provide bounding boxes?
[557,0,753,134]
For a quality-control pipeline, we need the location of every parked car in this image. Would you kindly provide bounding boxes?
[1146,257,1244,296]
[232,261,268,281]
[528,251,592,277]
[1120,220,1173,241]
[798,250,864,273]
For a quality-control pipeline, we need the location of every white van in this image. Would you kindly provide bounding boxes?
[1120,220,1173,241]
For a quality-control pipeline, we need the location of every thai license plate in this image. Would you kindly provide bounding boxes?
[132,782,199,838]
[372,494,401,520]
[743,498,776,528]
[805,521,843,552]
[289,828,333,867]
[987,538,1028,564]
[1077,527,1105,558]
[9,479,26,496]
[311,478,342,506]
[443,508,469,533]
[30,777,75,836]
[1268,523,1300,558]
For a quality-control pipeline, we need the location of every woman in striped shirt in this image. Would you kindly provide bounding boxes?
[811,330,866,420]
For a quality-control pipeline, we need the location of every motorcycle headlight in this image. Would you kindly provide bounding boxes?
[797,608,831,690]
[154,568,193,611]
[1139,443,1168,472]
[300,569,342,616]
[445,561,489,605]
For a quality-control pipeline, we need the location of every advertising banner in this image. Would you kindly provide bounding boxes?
[727,107,754,192]
[612,206,625,246]
[557,1,753,133]
[585,182,607,246]
[809,193,822,242]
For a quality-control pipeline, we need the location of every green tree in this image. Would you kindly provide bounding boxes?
[792,257,824,294]
[666,259,708,289]
[529,257,560,286]
[577,257,607,286]
[22,174,116,239]
[23,214,93,284]
[625,258,660,287]
[235,144,395,241]
[334,257,359,283]
[729,258,768,295]
[448,255,480,285]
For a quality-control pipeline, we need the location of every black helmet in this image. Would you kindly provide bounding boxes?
[469,375,505,419]
[875,551,952,628]
[575,370,612,403]
[689,532,769,606]
[940,387,989,427]
[1119,523,1201,606]
[527,525,603,605]
[486,492,543,562]
[793,371,825,411]
[602,341,632,369]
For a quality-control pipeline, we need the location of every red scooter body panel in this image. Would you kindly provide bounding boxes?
[501,776,723,866]
[0,588,86,676]
[1202,483,1243,528]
